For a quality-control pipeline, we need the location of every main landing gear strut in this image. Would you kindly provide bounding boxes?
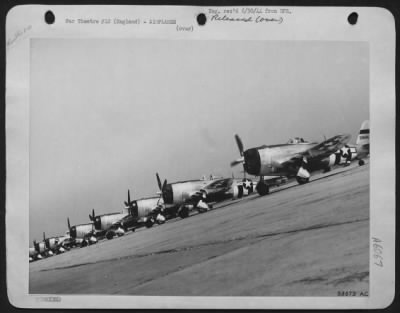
[296,161,310,185]
[256,176,270,196]
[177,205,190,219]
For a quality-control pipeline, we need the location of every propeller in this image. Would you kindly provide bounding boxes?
[231,134,245,167]
[235,134,244,156]
[89,208,95,221]
[124,190,135,208]
[156,173,167,204]
[67,217,72,237]
[43,232,50,250]
[231,134,247,179]
[230,157,244,167]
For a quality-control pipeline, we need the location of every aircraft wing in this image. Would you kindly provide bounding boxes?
[306,134,352,158]
[187,190,207,203]
[279,134,351,169]
[190,178,235,203]
[109,214,137,230]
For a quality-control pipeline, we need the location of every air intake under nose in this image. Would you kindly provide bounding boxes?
[244,148,261,176]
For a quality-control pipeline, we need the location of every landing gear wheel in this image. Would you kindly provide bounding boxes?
[323,166,331,173]
[106,232,114,240]
[145,218,155,228]
[296,176,310,184]
[358,159,365,166]
[178,207,189,219]
[256,182,269,196]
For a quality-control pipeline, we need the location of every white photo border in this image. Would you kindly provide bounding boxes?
[6,5,395,309]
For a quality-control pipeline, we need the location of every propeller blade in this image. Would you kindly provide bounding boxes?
[235,134,244,156]
[128,190,131,203]
[43,232,46,241]
[162,179,167,191]
[230,157,244,167]
[67,218,71,230]
[156,173,162,190]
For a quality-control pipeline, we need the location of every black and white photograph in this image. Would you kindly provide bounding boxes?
[6,5,395,309]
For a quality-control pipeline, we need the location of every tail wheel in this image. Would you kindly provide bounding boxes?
[358,159,365,166]
[296,176,310,184]
[256,182,269,196]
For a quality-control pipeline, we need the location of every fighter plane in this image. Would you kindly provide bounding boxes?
[29,231,69,262]
[156,173,254,218]
[29,247,42,262]
[29,239,47,262]
[42,231,70,255]
[89,209,129,240]
[123,190,166,228]
[231,133,351,195]
[67,218,98,247]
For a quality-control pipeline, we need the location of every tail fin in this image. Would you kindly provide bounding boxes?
[356,120,369,146]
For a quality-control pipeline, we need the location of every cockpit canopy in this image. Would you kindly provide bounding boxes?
[287,137,308,144]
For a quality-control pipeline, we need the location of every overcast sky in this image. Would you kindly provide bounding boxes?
[29,39,368,242]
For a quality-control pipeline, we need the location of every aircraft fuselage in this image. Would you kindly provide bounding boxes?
[70,223,95,239]
[130,196,163,218]
[244,143,316,176]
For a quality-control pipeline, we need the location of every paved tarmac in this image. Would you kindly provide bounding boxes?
[30,164,369,296]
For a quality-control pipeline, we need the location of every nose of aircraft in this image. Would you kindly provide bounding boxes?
[70,226,77,239]
[94,216,102,230]
[163,184,174,204]
[243,148,261,175]
[129,200,139,217]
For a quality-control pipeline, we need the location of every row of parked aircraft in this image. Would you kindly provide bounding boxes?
[29,120,369,262]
